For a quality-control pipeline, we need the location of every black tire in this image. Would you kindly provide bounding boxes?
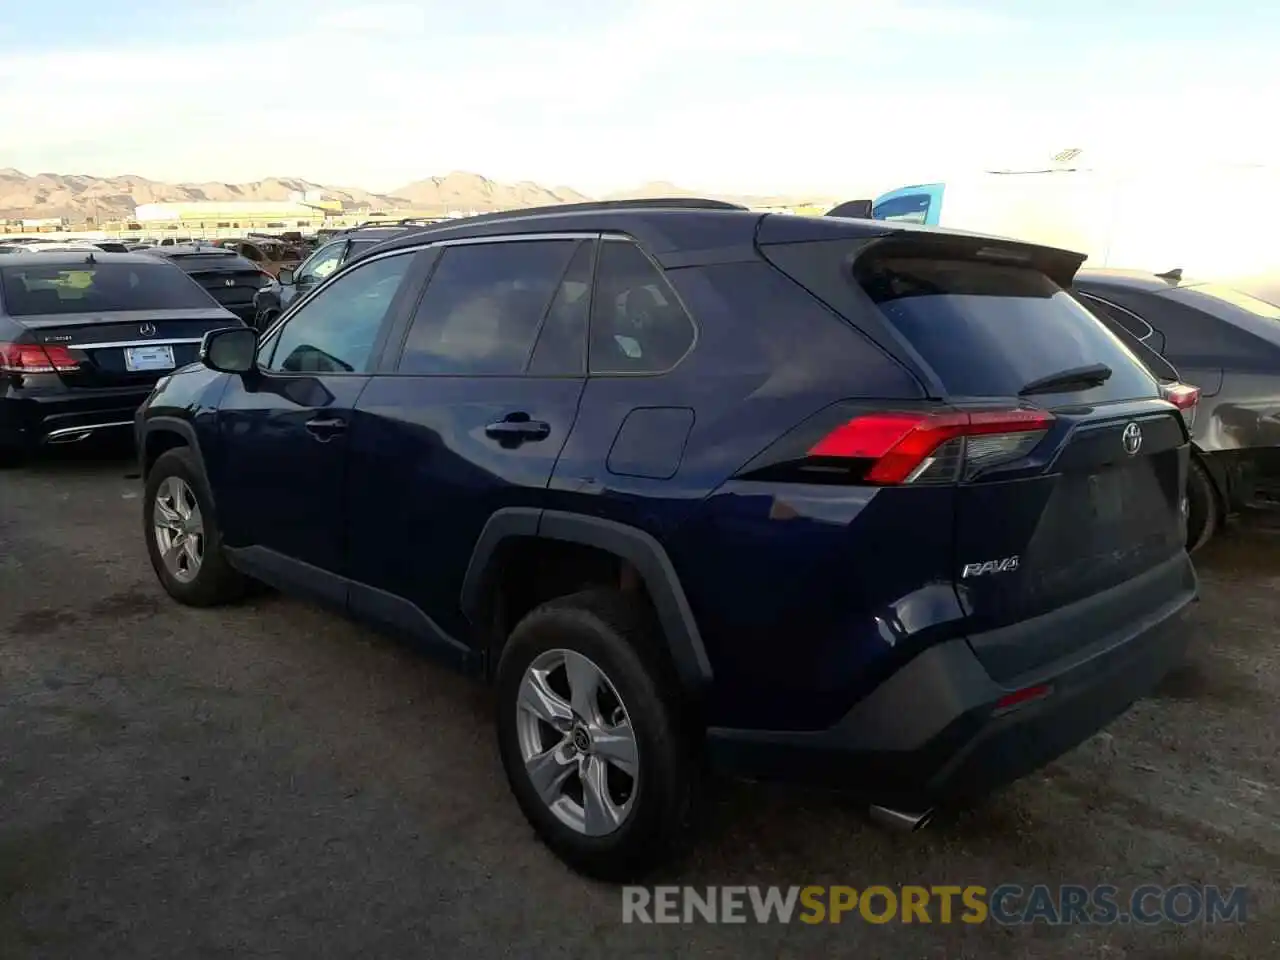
[495,588,701,881]
[143,446,246,606]
[254,308,279,332]
[1186,457,1219,553]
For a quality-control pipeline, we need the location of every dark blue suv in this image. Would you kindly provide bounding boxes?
[135,199,1197,880]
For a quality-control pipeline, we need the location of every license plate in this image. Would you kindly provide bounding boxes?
[124,345,175,372]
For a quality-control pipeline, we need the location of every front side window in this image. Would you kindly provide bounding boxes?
[589,240,695,374]
[397,240,579,375]
[296,241,346,285]
[262,252,415,374]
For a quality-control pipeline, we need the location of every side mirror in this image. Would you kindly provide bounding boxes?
[200,326,259,374]
[277,267,295,285]
[826,199,874,219]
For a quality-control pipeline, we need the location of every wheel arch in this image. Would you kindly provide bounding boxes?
[461,508,713,693]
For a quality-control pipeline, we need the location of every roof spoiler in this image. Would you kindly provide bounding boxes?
[826,199,874,219]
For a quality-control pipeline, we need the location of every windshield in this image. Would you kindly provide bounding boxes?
[0,261,217,316]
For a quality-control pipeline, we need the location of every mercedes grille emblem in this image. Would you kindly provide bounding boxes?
[1121,422,1143,456]
[139,322,156,337]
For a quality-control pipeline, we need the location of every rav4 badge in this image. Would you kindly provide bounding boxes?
[961,556,1020,578]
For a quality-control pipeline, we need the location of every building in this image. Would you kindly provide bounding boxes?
[132,198,339,223]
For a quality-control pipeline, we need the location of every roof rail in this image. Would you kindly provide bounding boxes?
[352,217,451,229]
[384,197,749,236]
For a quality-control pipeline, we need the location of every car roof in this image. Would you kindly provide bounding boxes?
[352,199,1088,282]
[0,250,169,267]
[1073,268,1184,293]
[142,243,240,257]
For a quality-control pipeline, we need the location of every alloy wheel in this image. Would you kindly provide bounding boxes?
[514,648,639,836]
[152,476,205,583]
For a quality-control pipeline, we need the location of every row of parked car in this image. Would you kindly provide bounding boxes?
[0,198,1271,880]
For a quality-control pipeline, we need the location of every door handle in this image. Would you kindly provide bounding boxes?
[305,416,347,441]
[485,415,551,442]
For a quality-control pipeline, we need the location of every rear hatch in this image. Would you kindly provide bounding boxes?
[162,251,271,317]
[0,258,239,389]
[758,221,1192,683]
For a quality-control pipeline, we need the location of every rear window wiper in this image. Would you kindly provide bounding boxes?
[1018,362,1113,396]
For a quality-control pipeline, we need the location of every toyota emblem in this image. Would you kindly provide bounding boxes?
[1121,422,1143,456]
[138,322,156,337]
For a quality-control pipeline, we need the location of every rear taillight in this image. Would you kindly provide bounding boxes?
[0,342,80,374]
[806,409,1054,484]
[1159,381,1200,429]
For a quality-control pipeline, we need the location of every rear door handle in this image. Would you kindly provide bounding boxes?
[305,416,347,441]
[485,416,551,442]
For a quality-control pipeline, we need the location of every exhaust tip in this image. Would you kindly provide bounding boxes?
[46,430,93,445]
[868,804,934,833]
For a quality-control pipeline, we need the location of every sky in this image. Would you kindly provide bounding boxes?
[1,0,1278,197]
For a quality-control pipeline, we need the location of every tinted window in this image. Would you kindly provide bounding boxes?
[1076,293,1154,341]
[0,261,215,316]
[296,241,346,285]
[857,257,1157,400]
[1077,297,1179,381]
[527,240,593,376]
[872,194,931,223]
[263,252,414,374]
[397,240,577,375]
[590,241,695,374]
[1167,283,1280,322]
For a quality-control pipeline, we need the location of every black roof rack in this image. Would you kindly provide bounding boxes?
[382,197,748,236]
[351,217,451,229]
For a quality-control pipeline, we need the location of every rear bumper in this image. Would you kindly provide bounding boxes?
[0,386,153,447]
[706,552,1196,807]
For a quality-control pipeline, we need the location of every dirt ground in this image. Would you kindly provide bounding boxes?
[1,444,1276,959]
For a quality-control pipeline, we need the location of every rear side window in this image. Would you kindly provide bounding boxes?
[0,261,215,316]
[857,256,1158,400]
[590,240,695,374]
[397,240,578,375]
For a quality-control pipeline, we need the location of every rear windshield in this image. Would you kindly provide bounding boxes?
[0,261,216,316]
[857,256,1158,400]
[1166,283,1280,322]
[163,253,260,274]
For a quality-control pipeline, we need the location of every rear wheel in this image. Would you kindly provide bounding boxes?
[495,588,701,881]
[1186,457,1219,553]
[144,447,246,606]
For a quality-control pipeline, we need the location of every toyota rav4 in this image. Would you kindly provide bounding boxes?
[135,199,1196,880]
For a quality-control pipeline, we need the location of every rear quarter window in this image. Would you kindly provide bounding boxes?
[856,256,1158,401]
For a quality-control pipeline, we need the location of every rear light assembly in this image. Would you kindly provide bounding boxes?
[1159,381,1200,430]
[0,342,80,374]
[807,408,1054,484]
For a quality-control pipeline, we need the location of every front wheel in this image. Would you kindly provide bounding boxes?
[495,588,702,881]
[143,447,246,606]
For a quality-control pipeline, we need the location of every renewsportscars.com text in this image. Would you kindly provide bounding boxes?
[621,884,1248,925]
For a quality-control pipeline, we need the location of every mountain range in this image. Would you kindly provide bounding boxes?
[0,168,833,222]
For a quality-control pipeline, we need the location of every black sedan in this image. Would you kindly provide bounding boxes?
[0,251,241,465]
[142,244,274,325]
[1074,268,1280,549]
